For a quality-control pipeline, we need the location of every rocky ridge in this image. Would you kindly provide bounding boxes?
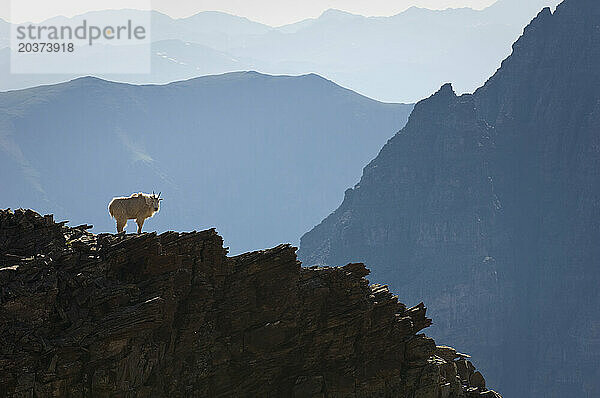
[0,209,500,397]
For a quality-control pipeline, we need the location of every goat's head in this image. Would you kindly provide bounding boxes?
[149,191,163,212]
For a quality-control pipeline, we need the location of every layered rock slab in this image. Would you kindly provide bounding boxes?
[0,209,500,397]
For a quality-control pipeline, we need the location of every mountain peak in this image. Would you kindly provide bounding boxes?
[319,8,361,20]
[71,75,105,83]
[436,82,456,96]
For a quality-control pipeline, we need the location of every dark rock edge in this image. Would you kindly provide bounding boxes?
[0,209,501,398]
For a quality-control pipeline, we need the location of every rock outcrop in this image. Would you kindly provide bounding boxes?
[299,0,600,396]
[0,209,500,397]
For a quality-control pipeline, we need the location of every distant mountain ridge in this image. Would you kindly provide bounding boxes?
[1,0,561,101]
[0,71,413,254]
[299,0,600,396]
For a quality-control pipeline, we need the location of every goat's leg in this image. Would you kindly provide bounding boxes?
[116,218,126,233]
[136,218,145,234]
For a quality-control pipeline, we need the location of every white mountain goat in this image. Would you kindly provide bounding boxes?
[108,191,162,233]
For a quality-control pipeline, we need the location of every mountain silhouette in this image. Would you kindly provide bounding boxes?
[1,0,560,102]
[299,0,600,396]
[0,71,412,254]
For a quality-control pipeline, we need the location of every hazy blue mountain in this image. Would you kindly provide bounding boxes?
[145,10,272,49]
[0,47,75,89]
[177,10,271,38]
[233,0,561,102]
[300,0,600,396]
[38,9,271,43]
[149,39,252,77]
[0,39,259,91]
[0,18,8,48]
[0,10,263,91]
[1,0,560,102]
[0,72,413,254]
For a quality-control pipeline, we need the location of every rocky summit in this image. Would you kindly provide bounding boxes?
[0,209,500,397]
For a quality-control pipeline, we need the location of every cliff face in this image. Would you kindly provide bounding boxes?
[0,209,501,397]
[299,0,600,396]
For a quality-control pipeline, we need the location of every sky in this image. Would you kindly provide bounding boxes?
[1,0,498,25]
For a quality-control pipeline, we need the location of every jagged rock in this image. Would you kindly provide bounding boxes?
[471,371,486,389]
[0,209,501,397]
[436,345,471,362]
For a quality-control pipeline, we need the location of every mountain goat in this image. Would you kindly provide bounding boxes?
[108,192,162,233]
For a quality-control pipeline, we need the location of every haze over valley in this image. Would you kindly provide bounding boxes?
[0,0,560,102]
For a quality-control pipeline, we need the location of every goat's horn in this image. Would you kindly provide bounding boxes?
[158,192,161,198]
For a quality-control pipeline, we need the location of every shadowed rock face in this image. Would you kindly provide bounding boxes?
[0,209,500,397]
[299,0,600,396]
